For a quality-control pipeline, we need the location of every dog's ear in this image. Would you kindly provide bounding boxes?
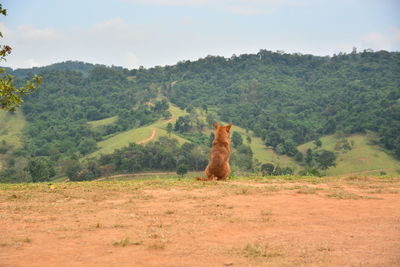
[213,122,219,130]
[226,123,232,133]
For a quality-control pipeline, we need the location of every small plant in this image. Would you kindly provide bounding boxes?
[297,187,318,194]
[260,209,272,216]
[22,237,32,243]
[242,242,281,258]
[164,210,175,215]
[113,237,142,247]
[235,186,251,195]
[147,241,165,250]
[326,190,361,200]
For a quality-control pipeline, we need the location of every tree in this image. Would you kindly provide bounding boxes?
[0,4,41,111]
[231,131,243,148]
[78,138,98,155]
[261,163,274,176]
[294,151,304,162]
[66,161,83,181]
[176,164,188,177]
[246,136,252,144]
[166,123,173,137]
[201,103,208,113]
[314,139,322,148]
[305,148,313,166]
[315,150,336,170]
[206,113,216,128]
[27,158,51,182]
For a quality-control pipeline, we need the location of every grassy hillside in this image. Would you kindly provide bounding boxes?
[0,110,26,149]
[0,110,27,170]
[233,125,302,171]
[88,116,117,128]
[298,133,400,176]
[86,104,190,158]
[85,104,302,170]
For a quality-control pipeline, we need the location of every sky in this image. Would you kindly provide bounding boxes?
[1,0,399,69]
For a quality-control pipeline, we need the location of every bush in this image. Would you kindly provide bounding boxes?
[261,163,274,176]
[176,164,188,177]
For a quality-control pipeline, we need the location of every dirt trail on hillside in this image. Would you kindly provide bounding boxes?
[135,110,175,145]
[1,178,399,266]
[137,129,157,144]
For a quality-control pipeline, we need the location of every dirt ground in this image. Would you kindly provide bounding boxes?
[0,176,399,267]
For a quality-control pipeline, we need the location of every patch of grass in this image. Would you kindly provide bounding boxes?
[87,116,117,128]
[367,188,398,194]
[232,125,302,171]
[147,241,165,250]
[242,242,282,258]
[22,237,32,243]
[164,210,175,215]
[235,186,252,195]
[86,103,190,158]
[326,189,381,200]
[317,245,333,252]
[260,209,272,216]
[112,237,142,247]
[326,190,362,200]
[0,110,26,149]
[112,224,128,228]
[297,186,320,194]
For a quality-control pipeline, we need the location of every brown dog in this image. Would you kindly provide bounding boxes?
[197,122,232,181]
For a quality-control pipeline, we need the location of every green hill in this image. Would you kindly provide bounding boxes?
[298,133,400,176]
[1,50,399,182]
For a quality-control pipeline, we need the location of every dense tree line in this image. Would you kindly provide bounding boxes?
[65,137,209,181]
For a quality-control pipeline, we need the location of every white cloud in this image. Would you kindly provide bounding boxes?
[362,32,392,50]
[121,0,213,6]
[125,51,139,68]
[23,58,40,68]
[361,29,400,51]
[16,26,66,42]
[121,0,313,15]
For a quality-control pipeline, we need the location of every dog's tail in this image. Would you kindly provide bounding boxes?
[195,175,216,181]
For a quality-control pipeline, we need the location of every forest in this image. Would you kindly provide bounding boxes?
[0,49,399,182]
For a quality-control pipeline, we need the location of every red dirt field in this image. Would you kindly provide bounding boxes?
[0,176,399,267]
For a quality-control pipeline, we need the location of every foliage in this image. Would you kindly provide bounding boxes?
[1,49,400,182]
[27,158,55,182]
[231,131,243,148]
[75,137,209,180]
[261,163,274,176]
[0,4,41,111]
[176,164,188,177]
[162,50,400,159]
[314,150,337,170]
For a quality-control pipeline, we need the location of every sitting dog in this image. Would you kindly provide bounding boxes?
[197,122,232,181]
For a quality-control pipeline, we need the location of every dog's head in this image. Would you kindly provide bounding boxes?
[213,122,232,143]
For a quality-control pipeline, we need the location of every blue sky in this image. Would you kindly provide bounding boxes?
[1,0,399,69]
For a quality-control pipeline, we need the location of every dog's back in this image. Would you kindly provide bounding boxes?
[197,122,232,181]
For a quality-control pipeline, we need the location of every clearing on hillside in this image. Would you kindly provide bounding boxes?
[1,175,399,266]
